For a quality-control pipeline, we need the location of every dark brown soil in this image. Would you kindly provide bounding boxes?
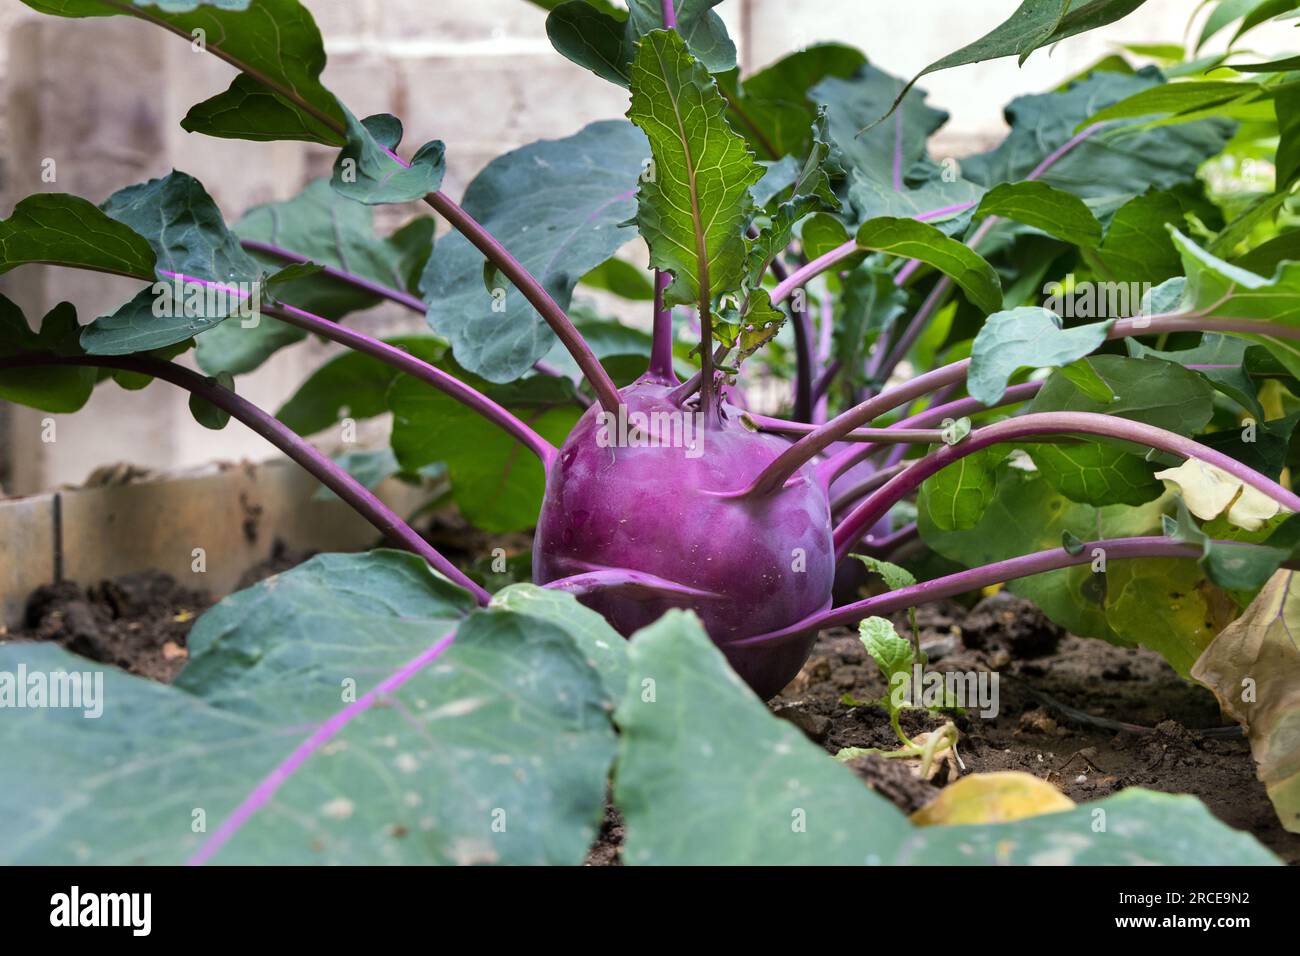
[770,592,1300,866]
[1,540,309,683]
[5,549,1295,865]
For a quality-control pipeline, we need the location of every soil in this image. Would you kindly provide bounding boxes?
[4,547,1296,866]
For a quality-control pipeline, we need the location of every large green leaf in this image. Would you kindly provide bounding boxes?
[421,120,645,383]
[968,306,1110,405]
[1171,229,1300,378]
[1026,355,1216,506]
[628,30,762,310]
[389,374,581,533]
[0,551,617,865]
[855,218,1002,313]
[903,1,1151,95]
[197,180,435,376]
[1091,191,1186,283]
[544,0,736,86]
[612,611,1278,864]
[974,181,1103,248]
[814,66,985,225]
[720,44,866,160]
[21,0,347,146]
[82,172,263,354]
[276,335,447,436]
[920,466,1231,675]
[330,111,446,206]
[963,70,1235,201]
[0,298,96,412]
[0,193,156,280]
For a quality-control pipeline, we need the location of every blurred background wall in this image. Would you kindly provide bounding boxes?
[0,0,1294,494]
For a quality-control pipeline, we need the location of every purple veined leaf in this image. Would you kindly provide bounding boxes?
[0,554,618,865]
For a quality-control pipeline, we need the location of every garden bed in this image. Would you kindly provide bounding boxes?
[7,550,1294,865]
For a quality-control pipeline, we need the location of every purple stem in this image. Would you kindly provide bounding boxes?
[829,463,909,515]
[544,568,724,601]
[783,264,816,422]
[819,381,1043,485]
[422,192,622,414]
[1029,122,1105,181]
[832,411,1300,559]
[240,239,427,312]
[661,0,678,28]
[739,359,973,497]
[161,272,558,467]
[242,239,568,385]
[187,627,459,865]
[747,415,945,444]
[735,536,1282,648]
[0,353,490,604]
[648,270,678,383]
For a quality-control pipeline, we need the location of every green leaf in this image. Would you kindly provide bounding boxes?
[855,217,1002,314]
[851,555,917,591]
[1275,79,1300,189]
[1085,80,1264,125]
[968,306,1111,405]
[331,110,446,206]
[0,551,617,864]
[721,44,867,160]
[834,265,907,388]
[389,373,581,533]
[1234,229,1300,276]
[963,70,1234,201]
[196,179,435,376]
[857,616,917,719]
[883,0,1153,124]
[628,30,762,309]
[546,0,632,86]
[23,0,347,147]
[81,172,264,355]
[580,258,656,300]
[1126,333,1263,419]
[918,446,1004,532]
[0,298,96,412]
[544,0,736,88]
[610,610,1278,864]
[422,120,646,383]
[188,371,234,429]
[1166,501,1300,590]
[0,193,156,281]
[102,171,258,284]
[276,335,446,436]
[920,465,1230,675]
[1026,355,1216,506]
[1092,191,1186,283]
[1171,229,1300,379]
[814,65,985,225]
[974,181,1102,247]
[490,583,630,702]
[613,611,914,865]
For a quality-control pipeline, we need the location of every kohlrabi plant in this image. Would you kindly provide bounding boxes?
[2,0,1298,865]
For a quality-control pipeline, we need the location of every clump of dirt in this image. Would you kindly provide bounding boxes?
[10,571,208,683]
[3,540,313,683]
[771,593,1300,865]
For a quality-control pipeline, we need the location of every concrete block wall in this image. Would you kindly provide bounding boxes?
[1,0,1295,494]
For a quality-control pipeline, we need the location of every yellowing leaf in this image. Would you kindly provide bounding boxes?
[1154,458,1283,531]
[1191,571,1300,834]
[910,771,1075,826]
